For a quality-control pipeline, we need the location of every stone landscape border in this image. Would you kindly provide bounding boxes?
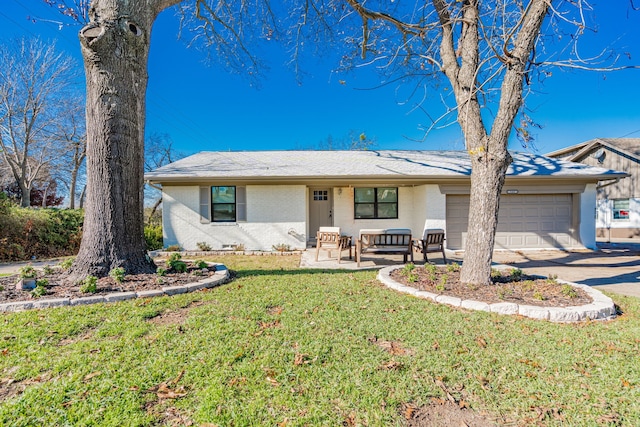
[377,265,617,322]
[0,263,230,313]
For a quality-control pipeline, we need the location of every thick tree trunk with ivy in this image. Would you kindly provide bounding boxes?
[69,0,180,280]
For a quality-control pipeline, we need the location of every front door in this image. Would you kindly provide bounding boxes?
[309,188,332,244]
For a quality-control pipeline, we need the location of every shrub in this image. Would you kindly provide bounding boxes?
[561,284,578,298]
[196,242,212,251]
[109,267,126,284]
[272,243,291,252]
[80,276,98,293]
[144,225,163,251]
[172,261,187,273]
[42,265,54,275]
[0,206,83,261]
[59,257,75,270]
[31,285,47,298]
[446,262,460,272]
[165,244,182,252]
[166,253,187,272]
[18,265,37,279]
[195,260,208,269]
[156,267,166,276]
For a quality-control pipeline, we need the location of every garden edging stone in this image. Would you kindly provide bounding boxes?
[378,265,616,322]
[0,262,230,312]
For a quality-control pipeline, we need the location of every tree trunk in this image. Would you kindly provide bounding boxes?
[68,2,162,280]
[68,168,77,209]
[18,180,31,208]
[460,147,511,285]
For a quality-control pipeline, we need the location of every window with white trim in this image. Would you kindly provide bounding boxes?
[199,186,246,223]
[613,199,629,220]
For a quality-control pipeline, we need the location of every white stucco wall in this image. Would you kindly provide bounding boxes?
[330,185,445,240]
[162,185,307,251]
[579,183,597,249]
[596,196,640,231]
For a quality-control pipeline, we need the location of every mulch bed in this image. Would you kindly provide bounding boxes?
[390,264,592,307]
[0,261,216,304]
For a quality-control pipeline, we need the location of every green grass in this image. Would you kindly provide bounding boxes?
[0,254,639,426]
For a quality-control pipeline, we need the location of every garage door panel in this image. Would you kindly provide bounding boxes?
[446,194,580,250]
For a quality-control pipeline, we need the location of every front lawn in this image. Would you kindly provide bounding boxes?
[0,254,638,426]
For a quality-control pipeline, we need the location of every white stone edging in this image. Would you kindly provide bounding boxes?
[377,266,616,322]
[0,263,230,313]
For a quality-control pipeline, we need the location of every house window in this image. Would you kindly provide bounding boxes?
[199,186,246,223]
[212,186,238,222]
[613,199,630,220]
[313,190,328,201]
[354,187,398,219]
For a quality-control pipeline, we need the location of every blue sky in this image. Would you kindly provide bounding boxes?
[2,1,639,156]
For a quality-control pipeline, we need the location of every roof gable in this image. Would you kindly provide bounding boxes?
[547,138,640,162]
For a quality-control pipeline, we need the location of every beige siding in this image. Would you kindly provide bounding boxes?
[576,148,639,199]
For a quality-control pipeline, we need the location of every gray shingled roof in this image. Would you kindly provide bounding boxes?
[145,150,625,182]
[546,138,640,160]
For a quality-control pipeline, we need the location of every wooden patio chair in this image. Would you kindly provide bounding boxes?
[315,227,352,263]
[412,229,447,264]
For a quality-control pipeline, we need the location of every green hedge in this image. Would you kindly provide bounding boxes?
[0,196,165,261]
[0,202,84,261]
[144,225,163,251]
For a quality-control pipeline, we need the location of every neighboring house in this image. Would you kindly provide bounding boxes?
[145,150,625,252]
[547,138,638,240]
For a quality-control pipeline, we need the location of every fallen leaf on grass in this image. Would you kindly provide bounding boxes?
[147,370,187,399]
[475,336,487,348]
[378,360,404,371]
[293,353,311,366]
[266,376,280,387]
[83,371,102,382]
[403,403,417,419]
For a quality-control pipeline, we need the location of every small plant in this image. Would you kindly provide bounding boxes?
[435,274,448,291]
[533,291,546,301]
[80,276,98,294]
[18,265,37,279]
[166,253,187,272]
[165,244,182,252]
[172,261,187,273]
[42,265,54,275]
[196,242,212,251]
[192,269,203,277]
[195,260,208,269]
[168,252,182,262]
[233,243,245,251]
[59,258,75,270]
[401,263,415,276]
[31,286,47,298]
[446,262,460,272]
[31,284,47,298]
[561,284,578,298]
[156,277,164,284]
[520,280,535,292]
[272,243,291,252]
[490,268,502,279]
[510,268,523,280]
[497,287,513,300]
[546,274,558,284]
[156,267,166,276]
[109,267,126,283]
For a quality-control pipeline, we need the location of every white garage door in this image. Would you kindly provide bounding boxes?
[446,194,580,250]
